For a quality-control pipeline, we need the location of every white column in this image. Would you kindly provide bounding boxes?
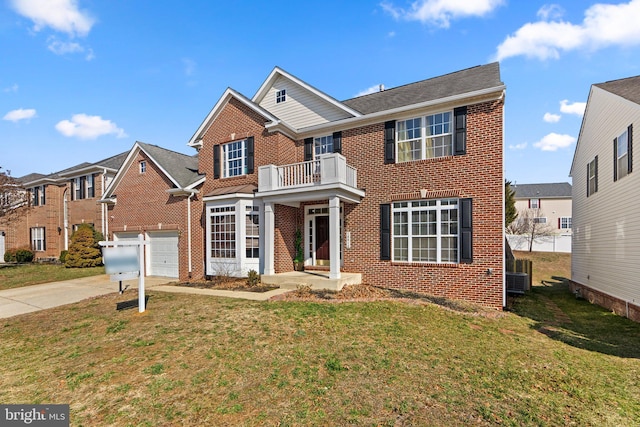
[329,196,341,279]
[264,202,275,275]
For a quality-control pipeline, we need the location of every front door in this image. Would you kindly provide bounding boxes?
[315,216,330,265]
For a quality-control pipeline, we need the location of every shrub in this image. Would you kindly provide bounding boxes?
[65,224,103,268]
[246,269,260,287]
[59,250,68,263]
[15,248,34,263]
[4,248,17,262]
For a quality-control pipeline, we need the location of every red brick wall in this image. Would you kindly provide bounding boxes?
[569,280,640,323]
[108,151,191,279]
[339,99,505,309]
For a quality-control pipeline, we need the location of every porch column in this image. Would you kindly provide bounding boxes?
[264,202,275,275]
[329,196,341,279]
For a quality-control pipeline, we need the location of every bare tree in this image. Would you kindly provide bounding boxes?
[507,208,555,252]
[0,167,28,219]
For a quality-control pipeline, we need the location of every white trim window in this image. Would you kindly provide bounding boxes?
[246,205,260,258]
[32,186,45,206]
[533,217,547,224]
[397,112,452,162]
[560,217,572,229]
[588,157,598,196]
[223,139,248,178]
[616,129,629,180]
[139,161,146,174]
[276,89,286,104]
[31,227,45,251]
[529,198,540,209]
[314,135,334,158]
[392,199,458,263]
[210,206,236,259]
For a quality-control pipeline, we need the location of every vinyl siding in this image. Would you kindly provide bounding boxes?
[258,76,353,129]
[572,86,640,304]
[513,198,572,233]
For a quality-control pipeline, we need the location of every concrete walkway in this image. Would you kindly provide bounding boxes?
[0,275,291,319]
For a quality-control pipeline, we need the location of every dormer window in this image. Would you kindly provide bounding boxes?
[140,161,146,174]
[276,89,286,104]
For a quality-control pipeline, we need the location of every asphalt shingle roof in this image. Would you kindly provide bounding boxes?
[137,142,203,188]
[595,75,640,105]
[513,182,572,199]
[342,62,503,115]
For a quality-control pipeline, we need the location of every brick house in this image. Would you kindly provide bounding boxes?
[125,62,504,308]
[0,153,126,260]
[100,142,204,278]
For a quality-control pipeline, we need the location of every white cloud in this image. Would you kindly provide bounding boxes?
[388,31,396,37]
[9,0,95,37]
[543,112,561,123]
[509,142,528,150]
[3,108,37,122]
[381,0,504,28]
[355,84,383,97]
[533,133,576,151]
[560,99,586,116]
[3,84,19,93]
[55,114,127,140]
[47,39,83,54]
[537,4,564,21]
[495,0,640,61]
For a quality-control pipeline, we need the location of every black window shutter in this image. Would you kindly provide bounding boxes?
[42,186,46,206]
[213,145,221,179]
[29,228,33,251]
[628,124,633,174]
[586,163,590,197]
[380,204,391,260]
[246,136,255,174]
[89,174,96,198]
[460,198,473,263]
[384,120,395,164]
[333,131,342,154]
[304,138,313,161]
[614,137,618,182]
[454,106,467,155]
[594,155,598,193]
[42,227,46,251]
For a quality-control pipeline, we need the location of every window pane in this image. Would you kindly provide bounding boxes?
[394,237,408,261]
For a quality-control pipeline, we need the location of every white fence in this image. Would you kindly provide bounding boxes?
[506,234,571,253]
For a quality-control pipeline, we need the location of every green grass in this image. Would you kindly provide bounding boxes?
[0,263,105,290]
[1,281,639,426]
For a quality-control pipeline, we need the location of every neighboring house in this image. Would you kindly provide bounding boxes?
[101,63,507,309]
[511,182,572,233]
[569,74,640,322]
[0,153,127,260]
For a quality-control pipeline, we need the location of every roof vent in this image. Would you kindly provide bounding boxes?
[379,84,385,92]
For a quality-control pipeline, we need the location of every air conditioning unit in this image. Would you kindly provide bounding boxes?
[506,272,529,294]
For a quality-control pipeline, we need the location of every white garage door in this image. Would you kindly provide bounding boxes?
[148,231,179,278]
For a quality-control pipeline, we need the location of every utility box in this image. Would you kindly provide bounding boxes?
[506,272,530,294]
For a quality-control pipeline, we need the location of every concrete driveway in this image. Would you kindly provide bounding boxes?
[0,275,173,319]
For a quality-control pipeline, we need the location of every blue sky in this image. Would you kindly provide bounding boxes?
[2,1,640,186]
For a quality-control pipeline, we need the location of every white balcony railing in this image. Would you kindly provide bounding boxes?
[258,153,357,192]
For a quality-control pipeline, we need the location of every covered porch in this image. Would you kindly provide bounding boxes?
[257,153,365,283]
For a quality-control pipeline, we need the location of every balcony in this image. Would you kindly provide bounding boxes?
[257,153,364,205]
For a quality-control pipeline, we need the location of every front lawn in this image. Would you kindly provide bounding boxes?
[0,263,105,290]
[1,280,639,426]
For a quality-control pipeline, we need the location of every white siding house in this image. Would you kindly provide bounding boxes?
[569,75,640,322]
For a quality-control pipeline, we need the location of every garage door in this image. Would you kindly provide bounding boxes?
[148,231,179,278]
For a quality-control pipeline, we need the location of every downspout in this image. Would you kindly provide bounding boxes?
[101,169,107,238]
[501,88,507,309]
[188,192,194,278]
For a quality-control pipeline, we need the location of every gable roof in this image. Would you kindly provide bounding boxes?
[103,141,204,200]
[513,182,572,199]
[187,87,291,148]
[594,75,640,106]
[342,63,503,115]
